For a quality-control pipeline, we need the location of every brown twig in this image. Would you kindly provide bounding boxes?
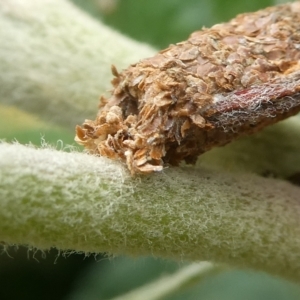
[76,2,300,174]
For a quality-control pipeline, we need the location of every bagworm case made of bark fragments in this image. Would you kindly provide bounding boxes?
[76,2,300,174]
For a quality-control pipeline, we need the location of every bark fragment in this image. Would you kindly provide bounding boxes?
[76,2,300,174]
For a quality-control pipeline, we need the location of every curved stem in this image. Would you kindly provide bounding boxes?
[0,0,155,129]
[112,262,225,300]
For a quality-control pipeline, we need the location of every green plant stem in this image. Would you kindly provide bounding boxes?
[111,262,225,300]
[1,142,300,282]
[0,0,155,130]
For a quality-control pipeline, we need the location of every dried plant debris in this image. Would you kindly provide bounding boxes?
[76,2,300,174]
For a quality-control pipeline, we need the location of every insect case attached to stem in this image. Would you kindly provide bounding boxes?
[76,2,300,174]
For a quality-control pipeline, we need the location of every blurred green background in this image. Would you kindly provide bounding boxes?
[1,0,300,299]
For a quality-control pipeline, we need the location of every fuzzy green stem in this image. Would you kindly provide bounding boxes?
[1,142,300,282]
[0,0,155,129]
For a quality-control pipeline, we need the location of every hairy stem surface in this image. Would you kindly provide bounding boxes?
[1,143,300,282]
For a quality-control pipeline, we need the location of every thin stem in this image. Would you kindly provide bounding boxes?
[112,262,225,300]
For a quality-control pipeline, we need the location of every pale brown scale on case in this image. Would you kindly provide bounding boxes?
[76,2,300,174]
